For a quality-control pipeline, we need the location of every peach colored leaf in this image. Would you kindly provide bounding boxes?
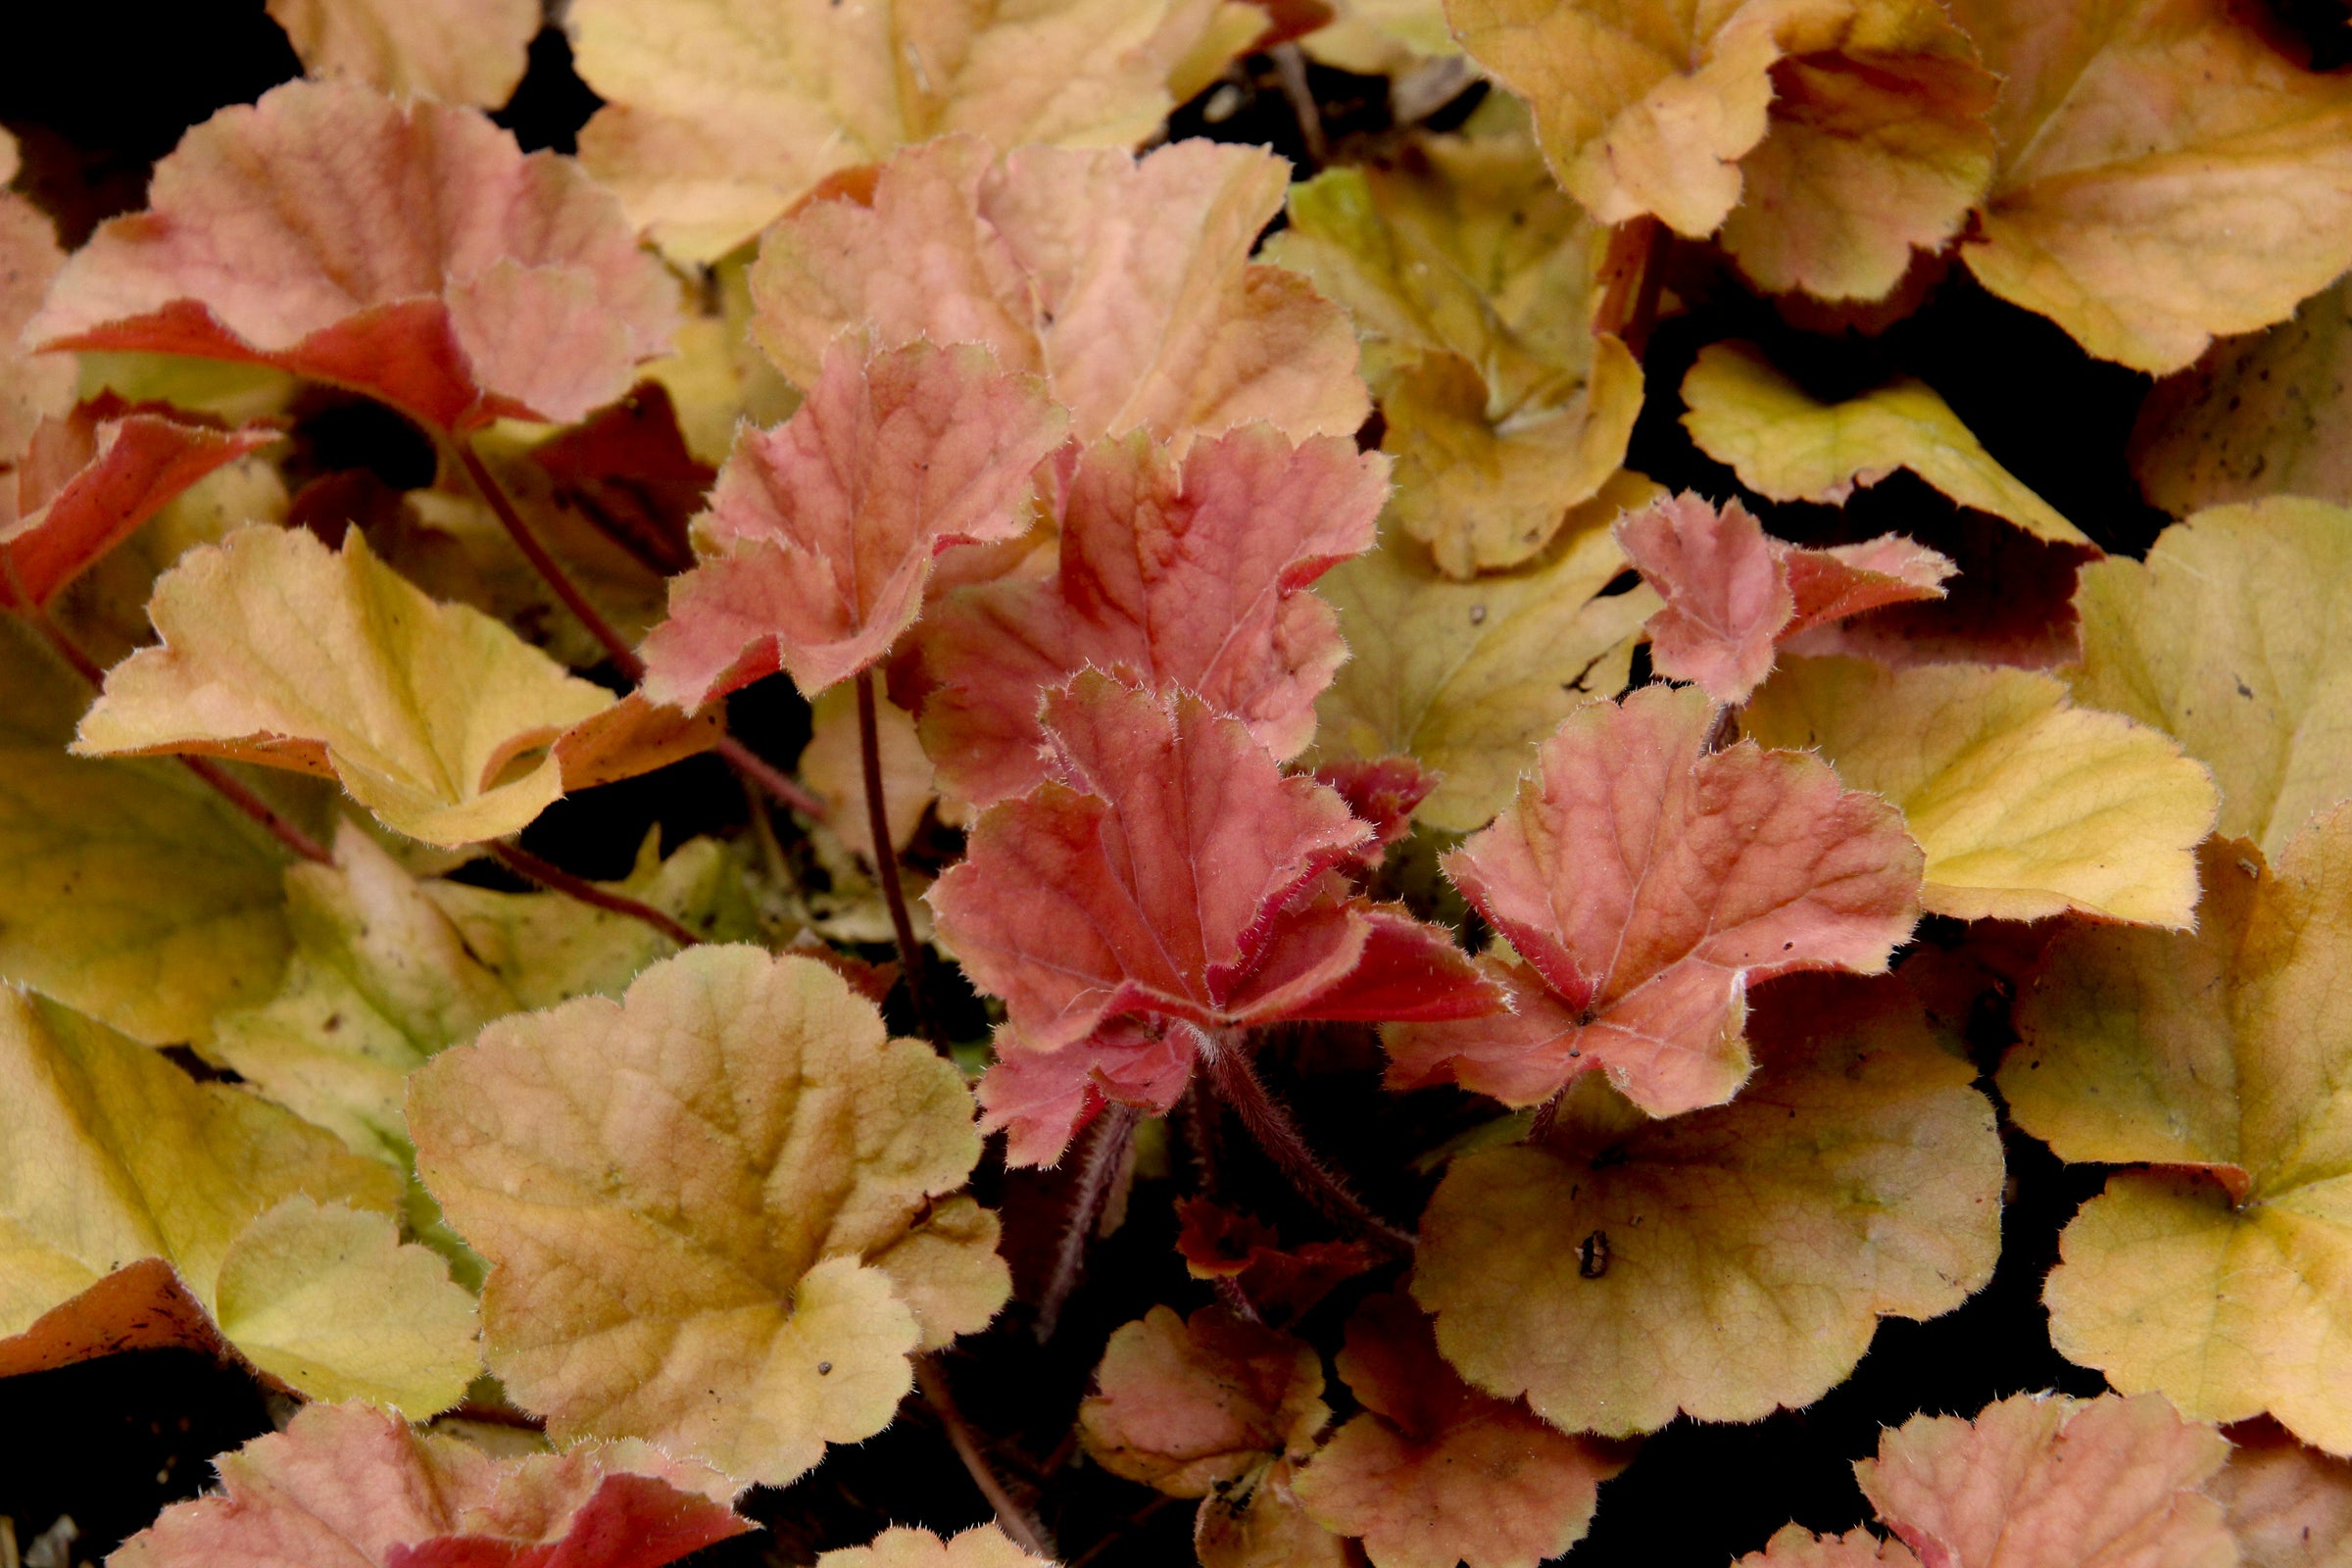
[1614,491,1950,703]
[1195,1458,1349,1568]
[2131,276,2352,517]
[408,946,1009,1486]
[1680,341,2091,546]
[2000,816,2352,1452]
[0,185,75,461]
[74,525,619,848]
[1743,1527,1923,1568]
[638,341,1064,707]
[1079,1304,1329,1497]
[1,403,277,610]
[911,425,1385,808]
[1854,1393,2235,1568]
[1947,0,2352,373]
[567,0,1259,265]
[2068,500,2352,859]
[113,1400,747,1568]
[930,673,1496,1061]
[1265,127,1643,575]
[1291,1293,1624,1568]
[2213,1425,2352,1568]
[27,81,677,434]
[1387,682,1922,1116]
[267,0,540,108]
[0,988,478,1414]
[799,683,934,864]
[1310,472,1664,833]
[1743,657,2218,926]
[1413,974,2002,1436]
[817,1525,1054,1568]
[752,135,1367,448]
[1446,0,1995,300]
[1301,0,1458,72]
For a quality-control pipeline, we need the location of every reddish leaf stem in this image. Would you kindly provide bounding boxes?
[858,666,943,1048]
[488,840,703,949]
[716,733,829,818]
[13,598,333,864]
[457,437,647,682]
[914,1354,1055,1560]
[1198,1029,1415,1255]
[1036,1103,1141,1343]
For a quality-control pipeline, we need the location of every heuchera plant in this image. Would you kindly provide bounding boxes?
[5,0,2352,1564]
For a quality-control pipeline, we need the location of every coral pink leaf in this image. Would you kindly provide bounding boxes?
[639,340,1066,705]
[914,424,1386,807]
[1855,1393,2234,1568]
[1386,684,1923,1116]
[1291,1293,1625,1568]
[27,80,677,434]
[113,1400,747,1568]
[930,672,1376,1053]
[1290,907,1502,1025]
[1615,493,1952,704]
[977,1020,1194,1169]
[2,404,277,608]
[1313,757,1437,862]
[1174,1200,1375,1326]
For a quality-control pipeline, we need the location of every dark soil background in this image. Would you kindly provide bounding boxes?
[6,2,2343,1562]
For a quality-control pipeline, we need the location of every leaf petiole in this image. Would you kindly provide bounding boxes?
[858,666,944,1048]
[1197,1027,1415,1255]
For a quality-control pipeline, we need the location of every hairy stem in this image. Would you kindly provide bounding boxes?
[858,667,942,1047]
[1037,1103,1141,1342]
[1198,1030,1414,1254]
[15,599,333,864]
[914,1354,1055,1560]
[457,438,647,681]
[489,840,702,949]
[717,733,829,818]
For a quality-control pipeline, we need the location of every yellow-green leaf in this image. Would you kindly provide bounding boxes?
[1311,473,1661,832]
[1744,657,2217,926]
[0,987,477,1413]
[2070,499,2352,858]
[2002,815,2352,1453]
[409,945,1009,1485]
[1680,341,2089,547]
[1414,975,2001,1436]
[74,524,618,848]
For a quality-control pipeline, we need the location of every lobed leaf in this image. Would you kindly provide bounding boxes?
[27,80,677,434]
[1080,1304,1329,1497]
[0,988,478,1413]
[1413,974,2003,1436]
[1310,473,1662,833]
[2069,500,2352,859]
[1680,342,2090,547]
[266,0,540,108]
[2002,814,2352,1452]
[74,525,622,848]
[113,1399,747,1568]
[1947,0,2352,373]
[912,424,1385,808]
[1389,682,1923,1116]
[1744,657,2218,926]
[2214,1425,2352,1568]
[752,134,1367,448]
[1290,1293,1624,1568]
[818,1525,1054,1568]
[1446,0,1996,301]
[568,0,1264,264]
[638,340,1066,708]
[408,945,1010,1486]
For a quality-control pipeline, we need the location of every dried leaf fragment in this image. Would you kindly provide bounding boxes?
[1743,657,2218,926]
[753,134,1367,448]
[408,945,1009,1485]
[2001,815,2352,1452]
[1388,682,1923,1116]
[1413,975,2002,1436]
[638,341,1066,707]
[1291,1293,1624,1568]
[114,1399,747,1568]
[74,525,619,847]
[28,80,678,433]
